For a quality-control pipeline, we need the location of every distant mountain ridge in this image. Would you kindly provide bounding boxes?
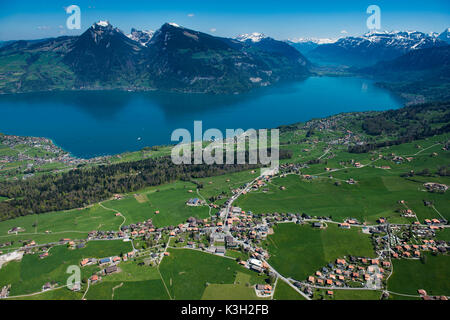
[0,21,310,94]
[359,45,450,103]
[438,28,450,44]
[305,30,448,67]
[361,45,450,77]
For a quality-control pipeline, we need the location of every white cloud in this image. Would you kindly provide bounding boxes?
[210,28,217,33]
[340,30,348,34]
[187,13,195,17]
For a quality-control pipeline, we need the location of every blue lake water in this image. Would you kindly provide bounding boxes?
[0,77,402,158]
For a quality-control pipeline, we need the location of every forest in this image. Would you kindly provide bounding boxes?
[0,149,292,221]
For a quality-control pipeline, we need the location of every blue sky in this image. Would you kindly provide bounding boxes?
[0,0,449,41]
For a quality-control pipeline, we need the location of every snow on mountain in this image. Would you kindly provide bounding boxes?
[437,27,450,44]
[308,29,448,67]
[288,37,337,45]
[127,28,154,47]
[236,32,267,43]
[95,20,110,27]
[344,30,444,50]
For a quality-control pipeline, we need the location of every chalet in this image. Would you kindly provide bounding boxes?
[186,198,203,206]
[336,259,346,266]
[99,257,111,265]
[76,243,86,249]
[249,258,263,268]
[418,289,427,296]
[42,282,52,291]
[256,284,266,290]
[250,265,263,273]
[105,265,118,275]
[215,247,226,254]
[71,282,81,291]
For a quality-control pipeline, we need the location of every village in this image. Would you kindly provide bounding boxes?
[0,164,448,300]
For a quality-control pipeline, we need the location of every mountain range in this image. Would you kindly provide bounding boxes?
[0,23,449,96]
[305,29,450,67]
[0,21,310,94]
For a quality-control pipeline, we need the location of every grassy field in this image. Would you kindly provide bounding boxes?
[0,240,132,296]
[195,169,259,205]
[85,275,169,300]
[202,271,269,300]
[0,204,124,252]
[388,253,450,296]
[201,283,264,300]
[436,228,450,242]
[263,223,375,281]
[312,288,382,300]
[225,249,249,261]
[112,279,169,300]
[101,181,210,227]
[8,286,84,300]
[236,168,449,223]
[159,248,268,300]
[273,280,306,300]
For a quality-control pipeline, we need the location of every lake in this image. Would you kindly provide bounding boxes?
[0,77,402,158]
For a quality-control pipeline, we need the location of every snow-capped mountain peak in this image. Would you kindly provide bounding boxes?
[236,32,267,42]
[437,27,450,44]
[127,28,154,47]
[307,28,449,67]
[288,37,337,45]
[94,20,110,28]
[336,30,445,50]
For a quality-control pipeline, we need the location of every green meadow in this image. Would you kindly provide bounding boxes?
[86,278,169,300]
[0,240,132,296]
[236,168,448,223]
[159,248,268,300]
[101,181,210,227]
[195,169,260,205]
[263,223,375,281]
[201,283,264,300]
[388,253,450,296]
[312,289,382,300]
[273,280,306,300]
[0,204,124,252]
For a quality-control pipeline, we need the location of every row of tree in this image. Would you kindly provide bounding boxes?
[0,149,292,221]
